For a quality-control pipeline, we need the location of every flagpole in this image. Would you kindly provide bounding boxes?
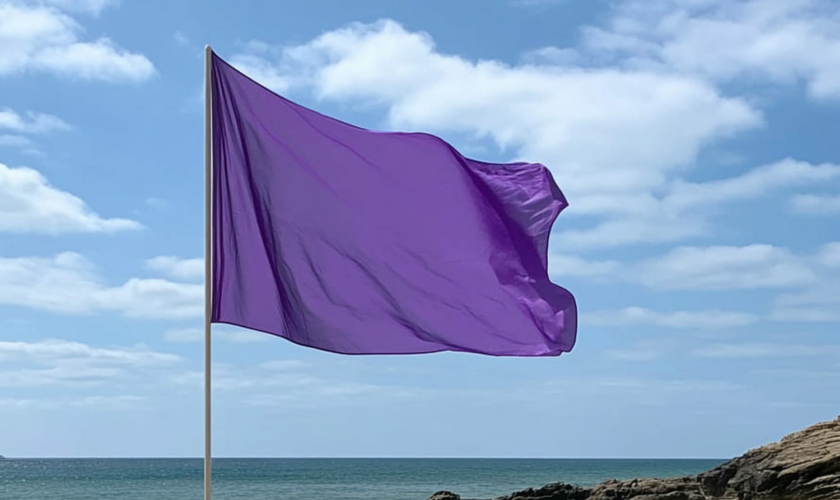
[204,44,214,500]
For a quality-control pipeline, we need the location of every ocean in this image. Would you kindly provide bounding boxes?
[0,458,725,500]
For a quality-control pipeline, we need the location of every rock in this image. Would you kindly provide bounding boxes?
[587,476,706,500]
[427,415,840,500]
[496,482,589,500]
[428,492,461,500]
[697,415,840,499]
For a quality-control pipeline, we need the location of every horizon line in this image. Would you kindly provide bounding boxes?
[1,456,730,461]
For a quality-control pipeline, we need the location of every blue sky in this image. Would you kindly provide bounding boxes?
[1,0,838,459]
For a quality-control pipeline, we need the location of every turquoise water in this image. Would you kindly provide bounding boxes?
[0,458,725,499]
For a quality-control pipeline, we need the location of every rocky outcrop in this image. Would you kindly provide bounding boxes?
[428,416,840,500]
[696,416,840,499]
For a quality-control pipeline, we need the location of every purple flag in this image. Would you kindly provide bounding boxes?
[209,52,577,356]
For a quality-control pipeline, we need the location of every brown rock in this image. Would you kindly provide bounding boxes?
[697,415,840,499]
[428,416,840,500]
[587,476,706,500]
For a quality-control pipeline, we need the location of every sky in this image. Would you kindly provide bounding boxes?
[1,0,838,459]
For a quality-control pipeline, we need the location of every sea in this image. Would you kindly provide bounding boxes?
[0,458,725,500]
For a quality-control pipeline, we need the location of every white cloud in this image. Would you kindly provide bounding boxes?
[39,0,119,16]
[0,338,181,387]
[816,242,840,268]
[554,241,840,292]
[145,256,203,280]
[694,342,829,359]
[0,134,31,147]
[791,194,840,214]
[770,307,840,322]
[0,107,69,133]
[231,20,759,195]
[244,381,386,407]
[547,253,620,278]
[164,327,270,344]
[213,371,750,417]
[0,395,144,410]
[0,398,52,409]
[109,278,204,318]
[772,275,840,322]
[0,338,180,364]
[521,46,580,66]
[173,366,324,392]
[632,244,817,290]
[589,307,758,329]
[583,0,840,99]
[172,362,432,412]
[0,2,155,82]
[228,19,840,249]
[763,243,840,321]
[0,163,141,233]
[555,216,707,250]
[228,52,293,93]
[662,159,840,211]
[0,108,68,152]
[165,356,768,423]
[0,253,202,318]
[558,158,840,249]
[0,366,122,387]
[172,361,375,399]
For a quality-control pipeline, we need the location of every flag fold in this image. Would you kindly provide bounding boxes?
[210,52,577,356]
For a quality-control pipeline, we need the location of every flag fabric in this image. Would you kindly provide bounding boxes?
[209,52,577,356]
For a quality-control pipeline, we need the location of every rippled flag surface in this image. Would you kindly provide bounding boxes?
[209,51,577,356]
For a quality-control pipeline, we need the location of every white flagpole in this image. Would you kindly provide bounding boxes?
[204,44,214,500]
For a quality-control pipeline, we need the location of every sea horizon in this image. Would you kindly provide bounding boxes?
[1,455,730,461]
[0,457,728,499]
